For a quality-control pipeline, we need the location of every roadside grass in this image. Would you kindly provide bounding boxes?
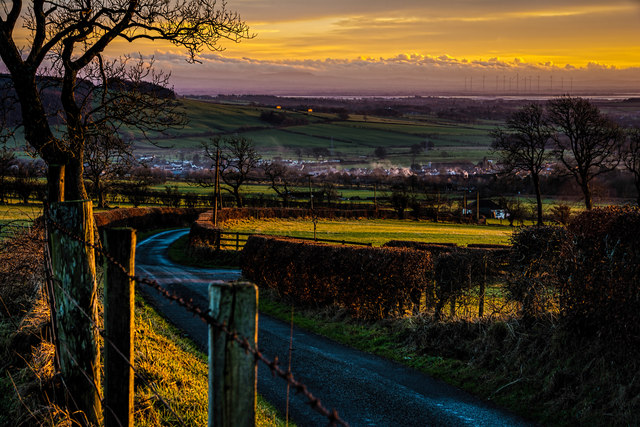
[256,292,546,423]
[221,217,514,246]
[0,292,286,426]
[0,225,287,426]
[134,296,287,426]
[0,203,42,224]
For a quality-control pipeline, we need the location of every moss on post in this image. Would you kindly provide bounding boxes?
[209,281,258,427]
[49,200,101,425]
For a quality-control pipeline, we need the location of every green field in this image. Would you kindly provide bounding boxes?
[130,99,500,165]
[222,217,513,246]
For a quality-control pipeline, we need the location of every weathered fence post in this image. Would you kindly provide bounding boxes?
[49,200,101,425]
[103,228,136,427]
[236,232,240,251]
[209,281,258,427]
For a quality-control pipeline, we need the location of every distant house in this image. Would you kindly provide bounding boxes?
[465,199,506,218]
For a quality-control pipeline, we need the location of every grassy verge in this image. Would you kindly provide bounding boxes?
[0,224,287,426]
[0,292,287,426]
[257,292,546,424]
[134,296,287,426]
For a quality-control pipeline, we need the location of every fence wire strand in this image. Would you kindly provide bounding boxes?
[44,210,349,427]
[43,212,189,427]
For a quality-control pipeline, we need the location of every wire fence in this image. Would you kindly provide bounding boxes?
[43,209,349,427]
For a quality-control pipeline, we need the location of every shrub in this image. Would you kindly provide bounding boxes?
[241,236,433,319]
[433,248,508,318]
[384,240,508,318]
[550,204,572,225]
[558,206,640,344]
[506,226,567,318]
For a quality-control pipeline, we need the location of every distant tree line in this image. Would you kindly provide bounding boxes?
[491,96,640,225]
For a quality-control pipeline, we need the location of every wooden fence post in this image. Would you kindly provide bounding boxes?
[49,200,101,426]
[103,228,136,427]
[209,281,258,427]
[236,232,240,251]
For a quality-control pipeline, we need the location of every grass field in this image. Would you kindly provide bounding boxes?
[222,217,514,246]
[129,99,501,165]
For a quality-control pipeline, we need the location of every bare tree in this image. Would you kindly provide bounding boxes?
[547,96,623,209]
[490,103,552,225]
[263,161,295,207]
[622,127,640,206]
[0,0,251,200]
[84,130,134,208]
[203,135,260,207]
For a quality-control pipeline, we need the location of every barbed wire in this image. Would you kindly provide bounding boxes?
[44,209,349,427]
[43,222,187,427]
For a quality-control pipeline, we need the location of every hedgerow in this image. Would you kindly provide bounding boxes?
[384,240,509,318]
[94,207,204,231]
[558,206,640,345]
[506,226,567,318]
[241,235,433,319]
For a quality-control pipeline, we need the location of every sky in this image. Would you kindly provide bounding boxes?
[7,0,640,96]
[158,0,640,95]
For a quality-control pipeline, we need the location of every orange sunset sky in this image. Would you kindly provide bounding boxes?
[9,0,640,95]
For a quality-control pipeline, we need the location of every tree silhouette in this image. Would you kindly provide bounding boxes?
[263,161,295,207]
[547,96,623,210]
[0,0,250,199]
[622,127,640,206]
[203,135,260,207]
[490,103,552,225]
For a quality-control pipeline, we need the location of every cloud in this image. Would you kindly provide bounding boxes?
[149,51,640,95]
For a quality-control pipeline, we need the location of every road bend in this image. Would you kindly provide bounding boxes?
[135,228,534,427]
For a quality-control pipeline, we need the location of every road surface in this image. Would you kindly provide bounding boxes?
[135,229,534,427]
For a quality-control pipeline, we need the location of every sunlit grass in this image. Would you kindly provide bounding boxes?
[0,203,42,224]
[134,297,288,426]
[222,217,514,246]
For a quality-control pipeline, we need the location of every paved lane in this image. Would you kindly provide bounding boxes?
[136,229,534,427]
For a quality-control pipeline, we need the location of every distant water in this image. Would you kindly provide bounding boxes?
[277,93,640,101]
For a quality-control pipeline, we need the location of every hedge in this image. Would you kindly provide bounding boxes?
[383,240,509,318]
[559,206,640,344]
[94,207,204,231]
[506,226,567,318]
[241,235,433,319]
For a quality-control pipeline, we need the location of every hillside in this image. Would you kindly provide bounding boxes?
[132,97,503,167]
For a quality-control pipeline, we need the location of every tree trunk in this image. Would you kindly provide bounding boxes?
[234,187,243,207]
[47,165,65,203]
[580,178,593,210]
[64,157,88,201]
[532,173,544,226]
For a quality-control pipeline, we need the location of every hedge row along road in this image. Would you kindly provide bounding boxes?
[135,228,532,426]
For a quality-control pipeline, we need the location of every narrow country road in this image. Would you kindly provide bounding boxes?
[135,229,534,427]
